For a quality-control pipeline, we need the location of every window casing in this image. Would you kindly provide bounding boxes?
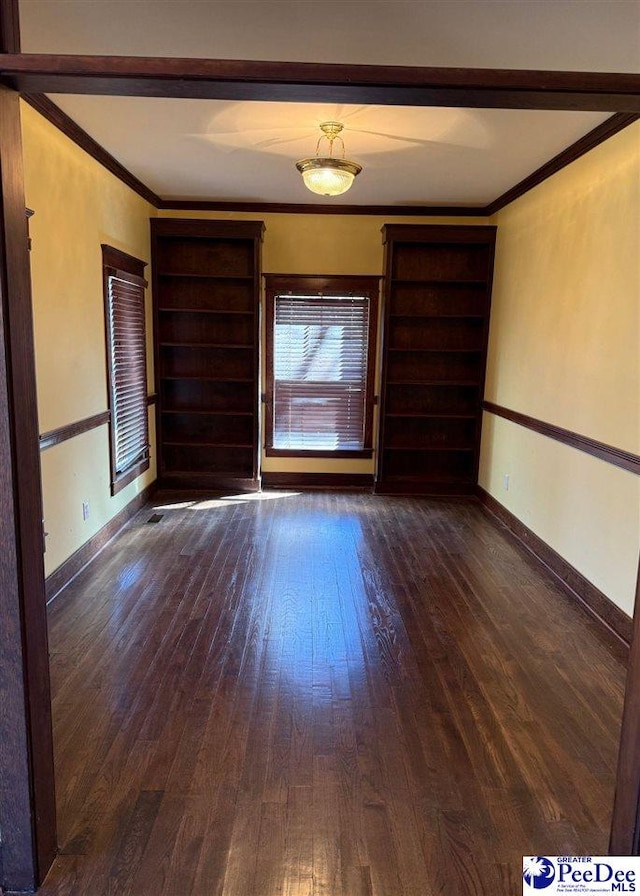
[265,275,379,458]
[102,245,150,494]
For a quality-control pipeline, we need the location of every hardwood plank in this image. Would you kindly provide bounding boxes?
[283,786,313,896]
[39,493,627,895]
[104,790,164,896]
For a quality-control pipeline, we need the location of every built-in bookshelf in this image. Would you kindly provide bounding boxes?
[151,219,264,490]
[376,224,496,495]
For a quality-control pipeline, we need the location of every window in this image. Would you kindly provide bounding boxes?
[265,276,379,457]
[102,245,150,494]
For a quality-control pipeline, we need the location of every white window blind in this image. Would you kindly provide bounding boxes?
[273,294,370,451]
[106,274,149,475]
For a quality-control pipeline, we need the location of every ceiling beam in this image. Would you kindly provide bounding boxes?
[1,55,640,111]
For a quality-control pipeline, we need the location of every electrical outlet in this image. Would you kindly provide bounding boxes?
[503,474,510,491]
[82,500,90,520]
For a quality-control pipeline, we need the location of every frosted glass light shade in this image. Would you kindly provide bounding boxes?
[296,157,362,197]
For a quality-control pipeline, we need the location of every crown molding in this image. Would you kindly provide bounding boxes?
[156,199,487,216]
[486,112,639,215]
[20,96,639,218]
[23,93,161,206]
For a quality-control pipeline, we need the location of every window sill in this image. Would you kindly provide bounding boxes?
[110,456,150,496]
[265,448,373,459]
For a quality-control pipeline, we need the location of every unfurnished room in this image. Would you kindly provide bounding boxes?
[0,2,639,895]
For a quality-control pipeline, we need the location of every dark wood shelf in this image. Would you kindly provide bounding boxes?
[161,409,254,416]
[157,272,255,281]
[386,474,475,484]
[387,347,483,354]
[390,278,488,285]
[157,307,254,315]
[160,375,254,383]
[386,380,481,386]
[385,412,477,419]
[152,218,264,486]
[158,342,253,349]
[163,441,253,449]
[382,445,475,453]
[389,312,485,319]
[376,224,496,494]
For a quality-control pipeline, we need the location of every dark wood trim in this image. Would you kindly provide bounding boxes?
[263,274,380,458]
[45,482,156,604]
[101,243,147,279]
[0,0,19,53]
[0,82,57,893]
[486,112,640,215]
[110,456,150,496]
[381,222,499,244]
[610,558,640,854]
[261,472,374,491]
[477,487,632,649]
[2,56,640,112]
[22,94,161,207]
[158,199,487,217]
[39,400,155,451]
[151,217,266,239]
[102,245,150,496]
[264,273,381,289]
[483,401,640,476]
[39,410,111,451]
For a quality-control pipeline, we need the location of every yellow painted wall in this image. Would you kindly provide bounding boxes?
[480,123,640,615]
[158,209,490,474]
[21,101,157,578]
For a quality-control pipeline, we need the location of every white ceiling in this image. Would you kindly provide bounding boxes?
[35,96,610,206]
[17,0,640,206]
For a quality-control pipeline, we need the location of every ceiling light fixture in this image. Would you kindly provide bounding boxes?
[296,121,362,197]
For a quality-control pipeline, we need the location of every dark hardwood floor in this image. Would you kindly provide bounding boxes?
[41,492,627,895]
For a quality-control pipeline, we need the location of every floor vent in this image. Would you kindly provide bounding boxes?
[147,513,164,524]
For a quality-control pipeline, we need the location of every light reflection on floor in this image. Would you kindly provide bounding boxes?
[259,508,369,695]
[152,490,300,512]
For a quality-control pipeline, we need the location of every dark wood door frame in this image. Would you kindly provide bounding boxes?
[0,2,639,888]
[0,83,57,894]
[610,562,640,854]
[0,4,57,892]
